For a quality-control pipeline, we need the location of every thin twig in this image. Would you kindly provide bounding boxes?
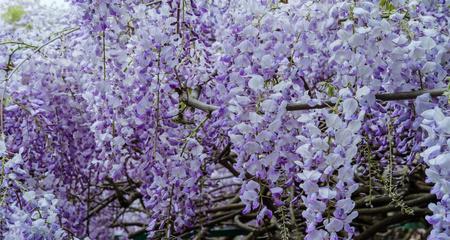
[5,27,80,81]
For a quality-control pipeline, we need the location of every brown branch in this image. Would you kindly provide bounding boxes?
[356,194,436,215]
[287,88,446,111]
[234,215,278,238]
[211,174,235,181]
[181,92,219,112]
[84,185,140,220]
[355,208,432,240]
[218,156,254,180]
[356,195,392,208]
[182,88,446,113]
[234,215,257,232]
[106,177,127,207]
[176,209,243,238]
[193,227,208,240]
[128,228,146,239]
[208,183,241,194]
[212,193,237,203]
[203,203,244,214]
[145,0,162,7]
[110,222,147,228]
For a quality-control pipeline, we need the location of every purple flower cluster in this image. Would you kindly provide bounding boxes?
[420,107,450,239]
[296,92,362,239]
[0,0,449,239]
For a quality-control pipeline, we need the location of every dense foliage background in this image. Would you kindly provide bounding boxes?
[0,0,449,239]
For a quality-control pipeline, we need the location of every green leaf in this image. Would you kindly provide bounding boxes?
[2,96,12,107]
[444,80,450,104]
[401,221,425,230]
[25,23,33,30]
[380,0,396,15]
[2,5,26,24]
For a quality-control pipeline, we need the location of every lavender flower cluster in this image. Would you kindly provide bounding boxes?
[0,0,449,239]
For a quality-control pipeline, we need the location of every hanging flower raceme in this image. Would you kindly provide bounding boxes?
[420,107,450,239]
[295,89,364,240]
